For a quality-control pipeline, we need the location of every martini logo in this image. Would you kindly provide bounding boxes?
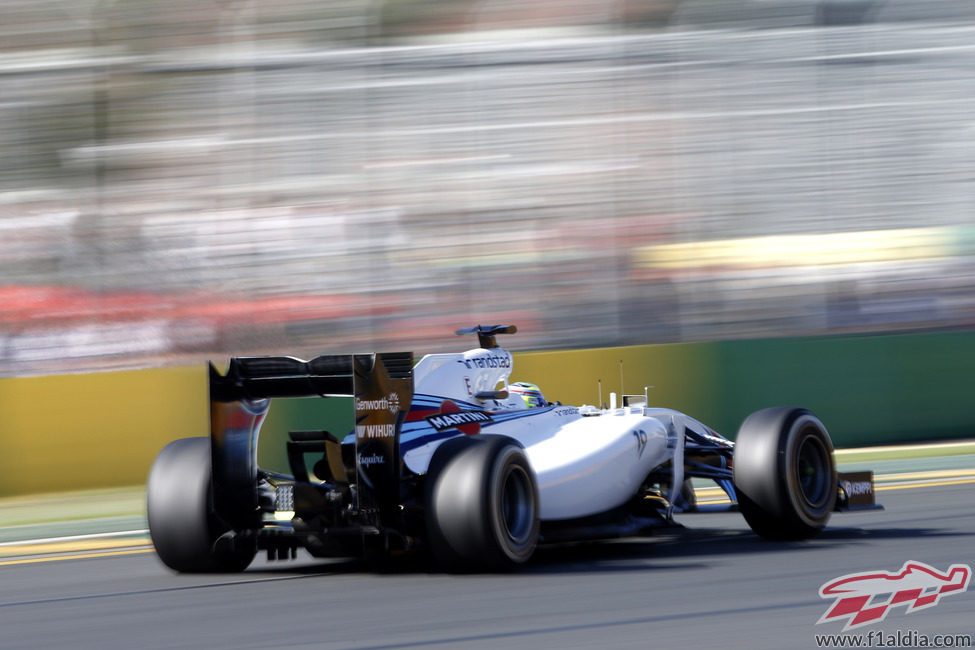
[818,561,971,631]
[425,400,492,435]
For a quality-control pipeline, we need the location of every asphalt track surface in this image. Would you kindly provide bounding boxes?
[1,481,971,650]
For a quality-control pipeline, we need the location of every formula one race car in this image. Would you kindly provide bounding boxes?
[147,325,879,573]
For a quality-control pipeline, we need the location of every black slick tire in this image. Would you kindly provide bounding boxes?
[425,435,540,572]
[732,407,837,540]
[147,437,256,573]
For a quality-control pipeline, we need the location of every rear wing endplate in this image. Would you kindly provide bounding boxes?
[208,351,413,528]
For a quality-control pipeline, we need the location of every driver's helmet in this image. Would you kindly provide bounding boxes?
[509,382,547,408]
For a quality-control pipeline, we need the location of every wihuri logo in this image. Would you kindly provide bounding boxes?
[817,561,971,631]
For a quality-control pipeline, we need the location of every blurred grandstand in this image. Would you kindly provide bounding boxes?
[2,0,975,375]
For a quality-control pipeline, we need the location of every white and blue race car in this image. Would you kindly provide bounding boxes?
[147,325,878,572]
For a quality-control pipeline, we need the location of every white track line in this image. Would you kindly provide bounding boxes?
[0,529,149,548]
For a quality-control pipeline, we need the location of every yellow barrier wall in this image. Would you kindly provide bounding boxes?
[513,341,722,421]
[2,331,972,497]
[0,366,208,495]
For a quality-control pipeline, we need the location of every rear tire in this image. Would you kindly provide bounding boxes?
[147,437,256,572]
[732,407,836,540]
[426,435,540,571]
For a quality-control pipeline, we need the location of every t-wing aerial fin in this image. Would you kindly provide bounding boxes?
[455,324,517,349]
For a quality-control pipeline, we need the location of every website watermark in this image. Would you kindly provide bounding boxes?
[815,629,973,648]
[817,561,971,631]
[814,561,972,648]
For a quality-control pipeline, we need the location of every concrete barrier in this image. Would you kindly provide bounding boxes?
[516,331,975,446]
[1,330,972,496]
[0,365,355,496]
[0,366,207,496]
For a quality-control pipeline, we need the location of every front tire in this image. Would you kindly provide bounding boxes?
[147,437,256,572]
[426,435,540,571]
[732,407,837,540]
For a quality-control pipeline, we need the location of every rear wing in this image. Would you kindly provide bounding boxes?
[208,352,413,528]
[209,355,357,401]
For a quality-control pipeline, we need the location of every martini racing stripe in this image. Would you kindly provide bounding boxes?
[399,394,556,453]
[400,429,463,453]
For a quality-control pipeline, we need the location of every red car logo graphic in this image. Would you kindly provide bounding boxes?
[818,561,971,630]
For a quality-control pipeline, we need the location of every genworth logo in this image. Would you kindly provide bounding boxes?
[817,561,971,631]
[355,392,401,414]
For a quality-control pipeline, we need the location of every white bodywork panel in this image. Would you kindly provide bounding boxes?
[400,346,703,521]
[519,409,671,520]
